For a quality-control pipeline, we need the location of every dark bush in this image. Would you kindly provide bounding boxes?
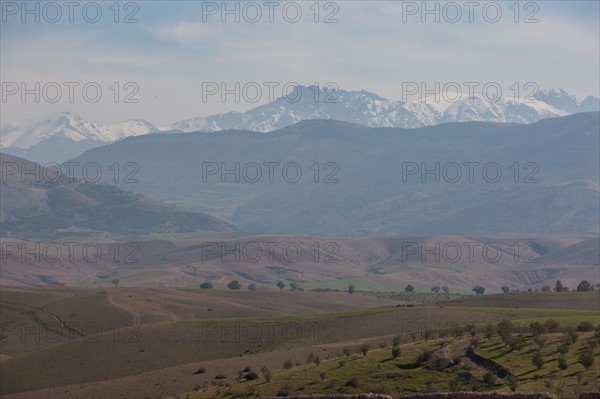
[345,377,359,388]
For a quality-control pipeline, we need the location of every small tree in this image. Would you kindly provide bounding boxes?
[544,319,560,333]
[483,371,496,386]
[431,286,440,293]
[534,336,547,349]
[345,377,359,388]
[576,280,593,292]
[501,286,510,293]
[529,321,546,337]
[578,349,594,370]
[392,335,401,346]
[227,280,241,290]
[558,354,568,370]
[343,347,351,358]
[392,345,401,358]
[541,285,551,292]
[577,321,595,332]
[484,323,496,339]
[508,375,519,392]
[557,343,570,354]
[348,284,355,294]
[200,281,213,289]
[449,377,460,392]
[260,365,272,382]
[111,279,120,288]
[248,283,256,291]
[532,350,544,369]
[472,285,485,295]
[554,280,565,292]
[441,286,449,294]
[498,319,514,344]
[360,344,370,357]
[289,282,298,291]
[276,281,285,291]
[405,284,414,293]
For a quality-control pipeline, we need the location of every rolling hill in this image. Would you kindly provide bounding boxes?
[0,153,236,239]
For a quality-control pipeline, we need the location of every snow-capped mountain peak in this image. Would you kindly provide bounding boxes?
[1,111,159,148]
[2,87,598,151]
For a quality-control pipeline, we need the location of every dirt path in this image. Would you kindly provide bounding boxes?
[106,290,140,327]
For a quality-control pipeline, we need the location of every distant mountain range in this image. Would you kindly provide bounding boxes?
[0,153,236,239]
[2,87,598,163]
[68,112,600,236]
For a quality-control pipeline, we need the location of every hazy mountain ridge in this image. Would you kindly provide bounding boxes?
[0,153,236,238]
[68,112,600,236]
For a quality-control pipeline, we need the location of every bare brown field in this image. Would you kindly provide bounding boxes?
[440,292,600,311]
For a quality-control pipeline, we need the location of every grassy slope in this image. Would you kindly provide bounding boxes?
[184,331,599,399]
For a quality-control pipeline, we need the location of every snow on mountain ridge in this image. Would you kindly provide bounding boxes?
[1,112,159,148]
[2,87,598,149]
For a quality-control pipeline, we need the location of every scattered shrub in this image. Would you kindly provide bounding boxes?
[508,375,519,392]
[529,321,547,336]
[483,371,496,386]
[532,350,544,369]
[545,319,560,333]
[557,343,570,354]
[245,371,259,380]
[579,348,595,370]
[360,344,370,357]
[345,377,359,388]
[558,354,568,370]
[261,365,272,382]
[417,349,432,363]
[578,321,595,332]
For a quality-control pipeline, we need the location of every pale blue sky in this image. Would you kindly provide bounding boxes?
[1,1,599,125]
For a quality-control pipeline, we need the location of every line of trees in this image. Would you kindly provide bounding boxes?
[197,278,597,294]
